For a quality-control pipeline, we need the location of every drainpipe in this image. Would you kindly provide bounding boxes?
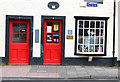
[113,0,116,66]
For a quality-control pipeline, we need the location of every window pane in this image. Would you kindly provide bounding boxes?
[90,21,95,28]
[12,34,19,43]
[13,23,19,32]
[47,22,52,26]
[78,45,83,52]
[84,29,89,36]
[79,29,83,36]
[78,37,83,44]
[20,34,26,43]
[84,36,89,44]
[79,21,83,28]
[95,37,99,44]
[20,24,27,33]
[84,21,89,28]
[83,45,88,52]
[89,45,94,52]
[101,22,104,28]
[100,45,103,52]
[96,21,100,28]
[100,37,103,44]
[100,29,104,36]
[96,29,99,36]
[90,37,94,44]
[90,29,95,37]
[95,45,99,52]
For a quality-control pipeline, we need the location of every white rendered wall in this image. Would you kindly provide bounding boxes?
[0,0,114,58]
[118,0,120,60]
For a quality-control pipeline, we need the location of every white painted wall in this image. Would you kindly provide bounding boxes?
[0,0,116,58]
[117,0,120,60]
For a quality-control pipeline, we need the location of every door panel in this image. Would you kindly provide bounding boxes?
[9,20,30,65]
[43,20,62,65]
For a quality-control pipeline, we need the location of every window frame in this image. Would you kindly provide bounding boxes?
[74,16,109,56]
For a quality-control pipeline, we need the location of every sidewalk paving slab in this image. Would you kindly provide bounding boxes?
[1,66,118,80]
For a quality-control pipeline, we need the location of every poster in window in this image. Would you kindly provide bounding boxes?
[54,24,59,32]
[46,34,52,42]
[47,26,52,33]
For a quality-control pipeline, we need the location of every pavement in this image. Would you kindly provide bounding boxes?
[1,65,118,80]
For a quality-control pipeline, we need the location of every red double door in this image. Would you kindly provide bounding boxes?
[43,20,62,65]
[9,20,30,65]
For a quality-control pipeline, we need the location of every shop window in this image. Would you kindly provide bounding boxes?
[74,17,108,56]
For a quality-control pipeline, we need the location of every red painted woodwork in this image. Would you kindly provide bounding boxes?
[9,20,30,65]
[43,20,62,65]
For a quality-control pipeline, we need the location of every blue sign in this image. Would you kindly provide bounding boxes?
[87,2,97,7]
[68,30,72,35]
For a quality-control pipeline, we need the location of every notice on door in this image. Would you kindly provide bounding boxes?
[47,26,52,33]
[54,24,59,31]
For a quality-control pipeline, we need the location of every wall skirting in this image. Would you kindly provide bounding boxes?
[1,57,118,66]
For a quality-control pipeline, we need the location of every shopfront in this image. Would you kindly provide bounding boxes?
[0,0,118,66]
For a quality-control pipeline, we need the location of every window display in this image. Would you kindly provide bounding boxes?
[77,20,105,54]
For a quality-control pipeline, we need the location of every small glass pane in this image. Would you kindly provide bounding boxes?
[84,29,89,36]
[90,29,95,37]
[47,22,52,26]
[83,45,88,52]
[78,45,83,52]
[95,37,99,44]
[96,29,99,36]
[84,36,89,44]
[100,45,103,52]
[79,29,83,36]
[95,45,99,52]
[46,33,52,43]
[89,45,94,52]
[90,21,95,28]
[96,21,100,28]
[12,34,19,43]
[13,23,19,32]
[20,24,27,33]
[90,37,94,44]
[53,22,59,32]
[84,21,89,28]
[78,37,83,44]
[101,22,104,28]
[53,34,59,43]
[79,21,83,28]
[20,34,26,43]
[100,29,104,36]
[100,37,103,44]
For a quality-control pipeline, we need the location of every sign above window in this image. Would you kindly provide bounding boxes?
[84,0,103,4]
[87,2,97,7]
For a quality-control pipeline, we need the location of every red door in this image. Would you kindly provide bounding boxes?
[9,20,30,65]
[43,20,62,65]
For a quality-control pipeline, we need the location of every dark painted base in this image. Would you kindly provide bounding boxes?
[1,57,118,66]
[118,61,120,66]
[62,58,117,66]
[29,58,42,65]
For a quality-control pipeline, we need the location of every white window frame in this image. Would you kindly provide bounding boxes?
[76,20,105,54]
